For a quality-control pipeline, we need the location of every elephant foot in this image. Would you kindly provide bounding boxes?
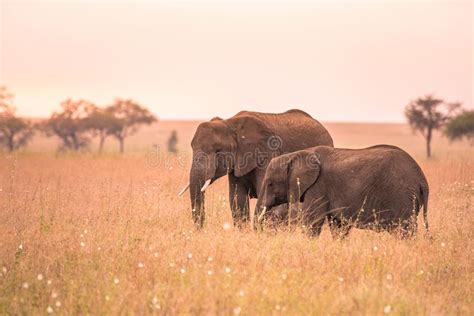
[327,216,351,240]
[233,219,250,230]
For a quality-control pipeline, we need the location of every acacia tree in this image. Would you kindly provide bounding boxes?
[42,99,95,152]
[0,86,35,152]
[444,110,474,145]
[107,99,157,153]
[84,106,121,153]
[405,95,461,158]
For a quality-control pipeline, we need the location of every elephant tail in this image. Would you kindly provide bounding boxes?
[420,185,429,233]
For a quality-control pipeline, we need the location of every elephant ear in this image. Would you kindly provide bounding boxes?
[287,153,321,204]
[232,116,275,177]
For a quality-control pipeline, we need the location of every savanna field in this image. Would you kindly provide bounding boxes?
[0,122,472,315]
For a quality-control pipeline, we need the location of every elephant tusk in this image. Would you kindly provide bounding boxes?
[178,182,190,197]
[257,207,267,224]
[200,179,212,192]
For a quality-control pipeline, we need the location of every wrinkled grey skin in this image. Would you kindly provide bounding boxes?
[258,145,429,238]
[188,110,334,228]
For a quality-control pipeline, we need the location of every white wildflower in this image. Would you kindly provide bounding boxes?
[152,296,161,309]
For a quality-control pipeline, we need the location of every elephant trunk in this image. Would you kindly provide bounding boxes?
[190,170,205,228]
[189,152,217,228]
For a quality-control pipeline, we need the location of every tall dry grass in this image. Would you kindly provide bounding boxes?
[0,122,473,315]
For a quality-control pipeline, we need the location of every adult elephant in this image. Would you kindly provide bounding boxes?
[178,110,334,228]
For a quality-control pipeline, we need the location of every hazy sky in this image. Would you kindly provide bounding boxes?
[0,0,472,121]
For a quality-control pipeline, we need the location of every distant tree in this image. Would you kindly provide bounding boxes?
[42,99,94,152]
[405,95,461,158]
[84,106,121,153]
[444,110,474,145]
[0,86,35,152]
[107,99,157,153]
[0,86,14,107]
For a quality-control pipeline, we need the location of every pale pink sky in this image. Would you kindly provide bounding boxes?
[0,0,472,122]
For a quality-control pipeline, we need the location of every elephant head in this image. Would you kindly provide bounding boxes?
[258,151,321,224]
[179,115,277,228]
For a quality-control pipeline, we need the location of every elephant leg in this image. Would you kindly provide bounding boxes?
[270,204,289,227]
[327,216,352,240]
[228,174,250,228]
[300,199,329,237]
[253,197,264,230]
[287,203,301,226]
[299,204,322,237]
[305,213,325,238]
[400,217,418,239]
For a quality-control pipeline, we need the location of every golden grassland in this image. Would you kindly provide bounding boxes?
[0,121,473,315]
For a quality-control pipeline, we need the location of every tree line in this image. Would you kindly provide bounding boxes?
[0,86,156,153]
[1,86,473,156]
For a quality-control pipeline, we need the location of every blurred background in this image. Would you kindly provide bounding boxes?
[1,0,472,121]
[0,0,472,155]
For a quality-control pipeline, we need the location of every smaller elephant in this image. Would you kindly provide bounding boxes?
[257,145,429,238]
